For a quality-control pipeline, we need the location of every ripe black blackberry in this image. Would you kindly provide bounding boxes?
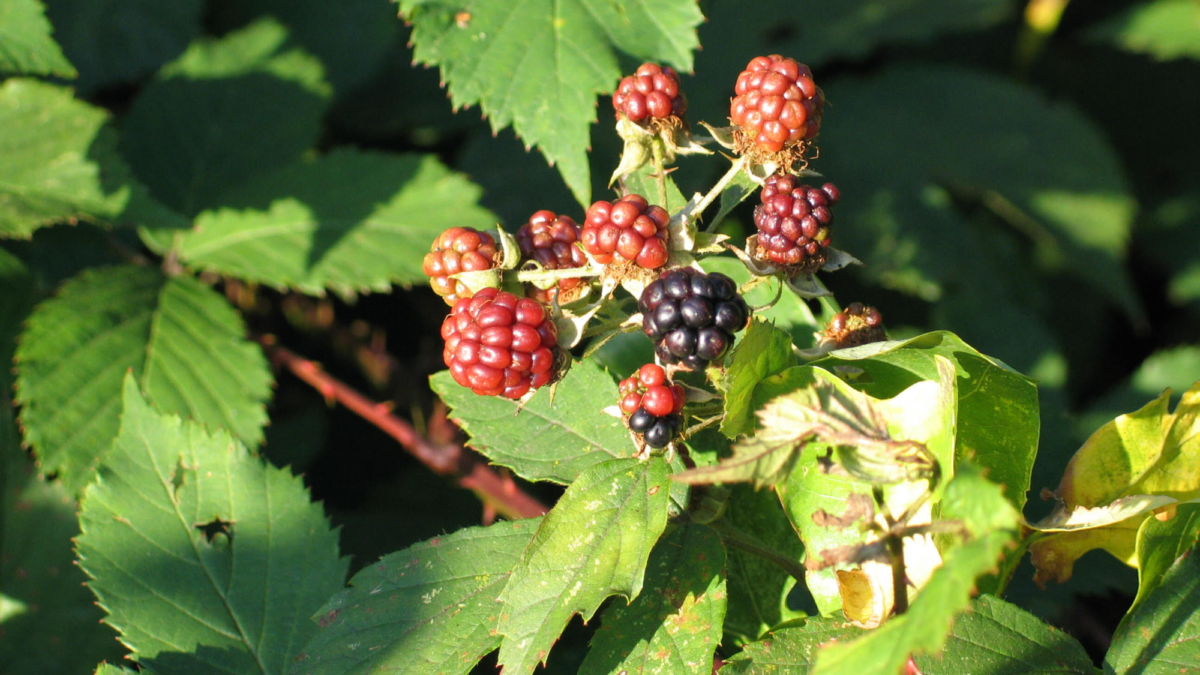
[754,175,839,270]
[638,268,749,370]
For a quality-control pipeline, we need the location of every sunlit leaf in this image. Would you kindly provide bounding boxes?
[1105,542,1200,674]
[0,0,76,77]
[1089,0,1200,62]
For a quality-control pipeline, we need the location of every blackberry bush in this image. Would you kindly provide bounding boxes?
[516,209,589,304]
[754,174,839,270]
[423,226,500,305]
[580,193,670,269]
[617,364,685,449]
[441,288,560,399]
[639,267,749,370]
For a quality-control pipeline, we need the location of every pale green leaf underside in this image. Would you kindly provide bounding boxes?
[1105,541,1200,674]
[0,0,76,77]
[401,0,703,206]
[0,79,179,238]
[497,457,671,675]
[1089,0,1200,62]
[579,523,727,675]
[75,377,348,675]
[179,150,496,296]
[15,265,272,492]
[292,518,543,675]
[431,359,634,484]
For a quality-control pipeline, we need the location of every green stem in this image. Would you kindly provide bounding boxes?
[514,264,603,285]
[709,519,807,582]
[992,529,1046,598]
[701,155,750,233]
[650,139,669,211]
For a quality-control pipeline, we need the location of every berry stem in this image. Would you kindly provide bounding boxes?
[514,263,604,285]
[260,338,548,520]
[709,519,807,582]
[700,155,750,232]
[650,138,669,211]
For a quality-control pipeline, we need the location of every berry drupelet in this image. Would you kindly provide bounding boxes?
[442,288,560,399]
[754,175,839,269]
[581,194,670,269]
[823,302,886,349]
[516,210,589,304]
[730,55,824,155]
[423,227,500,306]
[613,63,687,125]
[639,268,749,370]
[618,364,685,449]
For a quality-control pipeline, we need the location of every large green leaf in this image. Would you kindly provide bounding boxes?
[720,618,865,674]
[0,78,183,238]
[121,19,330,217]
[1130,503,1200,616]
[1104,541,1200,674]
[819,65,1140,332]
[44,0,202,91]
[15,265,273,493]
[399,0,703,206]
[579,523,726,675]
[1089,0,1200,62]
[431,359,634,484]
[912,594,1095,674]
[496,457,671,675]
[721,318,797,440]
[290,518,542,675]
[75,376,348,675]
[0,0,76,77]
[176,150,496,296]
[813,331,1039,513]
[809,465,1020,675]
[1030,383,1200,586]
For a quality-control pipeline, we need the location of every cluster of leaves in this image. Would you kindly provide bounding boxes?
[1,1,1199,675]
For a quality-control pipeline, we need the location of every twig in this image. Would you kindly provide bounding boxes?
[260,338,548,520]
[650,139,669,210]
[709,519,807,582]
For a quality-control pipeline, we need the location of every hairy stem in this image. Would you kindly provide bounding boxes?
[710,519,807,582]
[701,155,750,232]
[651,139,669,210]
[514,264,603,285]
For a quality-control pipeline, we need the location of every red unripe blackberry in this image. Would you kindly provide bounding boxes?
[423,227,500,306]
[639,268,749,370]
[442,288,560,399]
[730,55,824,154]
[617,365,685,449]
[637,363,667,388]
[753,175,839,267]
[641,385,675,417]
[613,63,687,124]
[581,194,670,269]
[823,302,886,349]
[517,210,589,303]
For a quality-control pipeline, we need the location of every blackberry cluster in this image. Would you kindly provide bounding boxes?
[754,175,839,267]
[618,364,685,448]
[581,194,670,269]
[516,210,588,304]
[823,302,886,349]
[730,55,824,154]
[442,288,560,399]
[639,268,749,370]
[423,227,499,305]
[613,63,687,125]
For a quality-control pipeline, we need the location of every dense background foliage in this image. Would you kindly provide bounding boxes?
[1,0,1199,673]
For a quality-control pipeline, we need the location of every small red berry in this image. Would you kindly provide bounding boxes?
[642,385,675,417]
[637,363,667,388]
[423,227,499,306]
[730,55,824,155]
[613,63,687,124]
[581,194,670,269]
[442,288,560,398]
[670,384,685,414]
[620,392,642,415]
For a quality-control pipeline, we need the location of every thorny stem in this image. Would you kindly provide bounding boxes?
[701,155,751,232]
[888,533,909,615]
[650,138,669,210]
[710,519,807,582]
[260,338,548,520]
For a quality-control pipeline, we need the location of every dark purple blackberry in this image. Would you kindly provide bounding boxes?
[640,268,748,370]
[753,174,838,269]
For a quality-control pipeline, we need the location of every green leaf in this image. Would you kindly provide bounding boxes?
[290,518,543,675]
[121,19,331,217]
[719,618,864,674]
[1,422,122,674]
[911,594,1095,674]
[819,65,1140,326]
[1089,0,1200,62]
[75,376,348,675]
[497,457,671,675]
[721,318,797,439]
[1104,543,1200,674]
[712,170,760,234]
[809,465,1020,675]
[431,359,634,484]
[15,265,273,493]
[176,150,496,296]
[400,0,703,206]
[0,78,183,238]
[45,0,202,91]
[624,161,688,212]
[579,523,726,675]
[0,0,76,77]
[1030,383,1200,586]
[93,665,137,675]
[1131,503,1200,616]
[721,484,806,644]
[701,257,822,349]
[813,331,1039,514]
